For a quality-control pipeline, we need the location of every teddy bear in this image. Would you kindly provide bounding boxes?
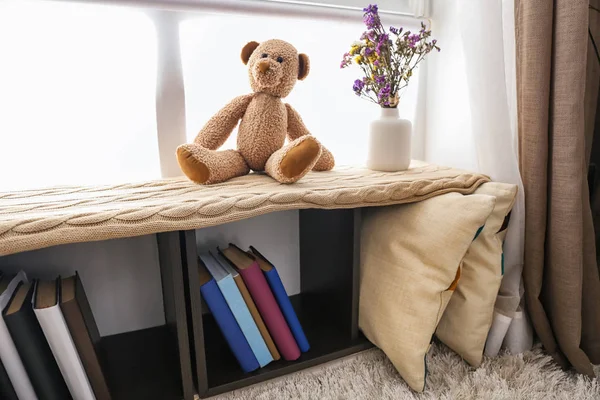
[176,39,335,185]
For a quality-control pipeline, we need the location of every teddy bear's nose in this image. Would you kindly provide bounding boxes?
[258,61,270,73]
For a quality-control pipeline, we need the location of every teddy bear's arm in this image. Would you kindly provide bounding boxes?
[193,94,254,150]
[285,103,335,171]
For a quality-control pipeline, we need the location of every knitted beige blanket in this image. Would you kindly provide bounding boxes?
[0,162,489,256]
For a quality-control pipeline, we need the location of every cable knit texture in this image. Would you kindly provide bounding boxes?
[176,39,333,185]
[0,162,490,256]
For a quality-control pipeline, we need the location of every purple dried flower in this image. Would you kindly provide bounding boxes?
[340,52,351,68]
[363,4,378,14]
[353,79,365,94]
[375,34,388,55]
[378,83,391,100]
[363,13,379,29]
[362,4,380,29]
[408,33,420,48]
[340,4,439,106]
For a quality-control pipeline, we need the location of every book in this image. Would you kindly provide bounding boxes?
[34,277,96,400]
[60,272,112,400]
[250,246,310,353]
[4,280,72,400]
[201,252,273,367]
[0,348,18,400]
[214,252,281,361]
[0,271,38,400]
[197,259,260,373]
[219,244,301,361]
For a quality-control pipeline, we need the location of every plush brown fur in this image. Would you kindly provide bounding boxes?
[176,39,334,185]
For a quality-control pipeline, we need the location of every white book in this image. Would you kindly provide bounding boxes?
[33,279,96,400]
[0,271,38,400]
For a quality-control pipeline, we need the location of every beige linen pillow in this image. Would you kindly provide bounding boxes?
[435,182,518,367]
[359,192,495,392]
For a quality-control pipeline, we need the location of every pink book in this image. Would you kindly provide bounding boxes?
[219,245,301,361]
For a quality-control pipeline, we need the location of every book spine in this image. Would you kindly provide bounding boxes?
[0,356,18,400]
[0,272,38,400]
[35,305,96,400]
[61,289,111,400]
[200,280,259,373]
[5,303,72,400]
[233,275,281,361]
[218,276,273,367]
[0,319,36,400]
[238,263,301,361]
[264,269,310,352]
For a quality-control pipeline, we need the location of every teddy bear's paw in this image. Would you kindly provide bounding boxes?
[266,136,323,184]
[177,144,211,184]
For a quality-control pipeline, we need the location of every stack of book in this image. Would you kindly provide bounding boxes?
[0,270,111,400]
[198,244,310,373]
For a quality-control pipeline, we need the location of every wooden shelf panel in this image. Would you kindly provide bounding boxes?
[202,293,372,396]
[100,325,183,400]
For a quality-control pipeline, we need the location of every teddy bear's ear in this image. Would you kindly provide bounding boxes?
[241,41,260,65]
[298,53,310,80]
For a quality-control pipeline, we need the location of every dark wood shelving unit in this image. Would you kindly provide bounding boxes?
[0,208,371,400]
[182,208,372,398]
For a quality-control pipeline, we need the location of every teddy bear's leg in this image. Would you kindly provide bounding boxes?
[265,135,322,184]
[312,146,335,171]
[177,144,249,184]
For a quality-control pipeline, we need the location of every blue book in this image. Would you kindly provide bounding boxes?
[201,252,273,367]
[197,259,259,373]
[249,246,310,353]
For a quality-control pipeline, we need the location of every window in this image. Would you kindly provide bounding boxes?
[0,0,159,190]
[0,0,424,191]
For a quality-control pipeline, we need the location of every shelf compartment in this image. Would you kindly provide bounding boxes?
[183,208,367,398]
[203,293,372,396]
[99,325,183,400]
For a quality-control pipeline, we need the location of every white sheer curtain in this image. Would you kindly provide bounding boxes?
[413,0,533,355]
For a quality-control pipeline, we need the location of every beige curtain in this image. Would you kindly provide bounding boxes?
[517,0,600,376]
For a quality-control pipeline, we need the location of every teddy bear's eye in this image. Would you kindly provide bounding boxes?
[261,53,268,58]
[277,56,284,63]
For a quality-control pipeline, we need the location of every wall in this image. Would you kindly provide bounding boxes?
[0,210,299,337]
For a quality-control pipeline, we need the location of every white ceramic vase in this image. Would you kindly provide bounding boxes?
[366,107,412,171]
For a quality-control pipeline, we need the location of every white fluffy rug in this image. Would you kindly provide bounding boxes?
[212,342,600,400]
